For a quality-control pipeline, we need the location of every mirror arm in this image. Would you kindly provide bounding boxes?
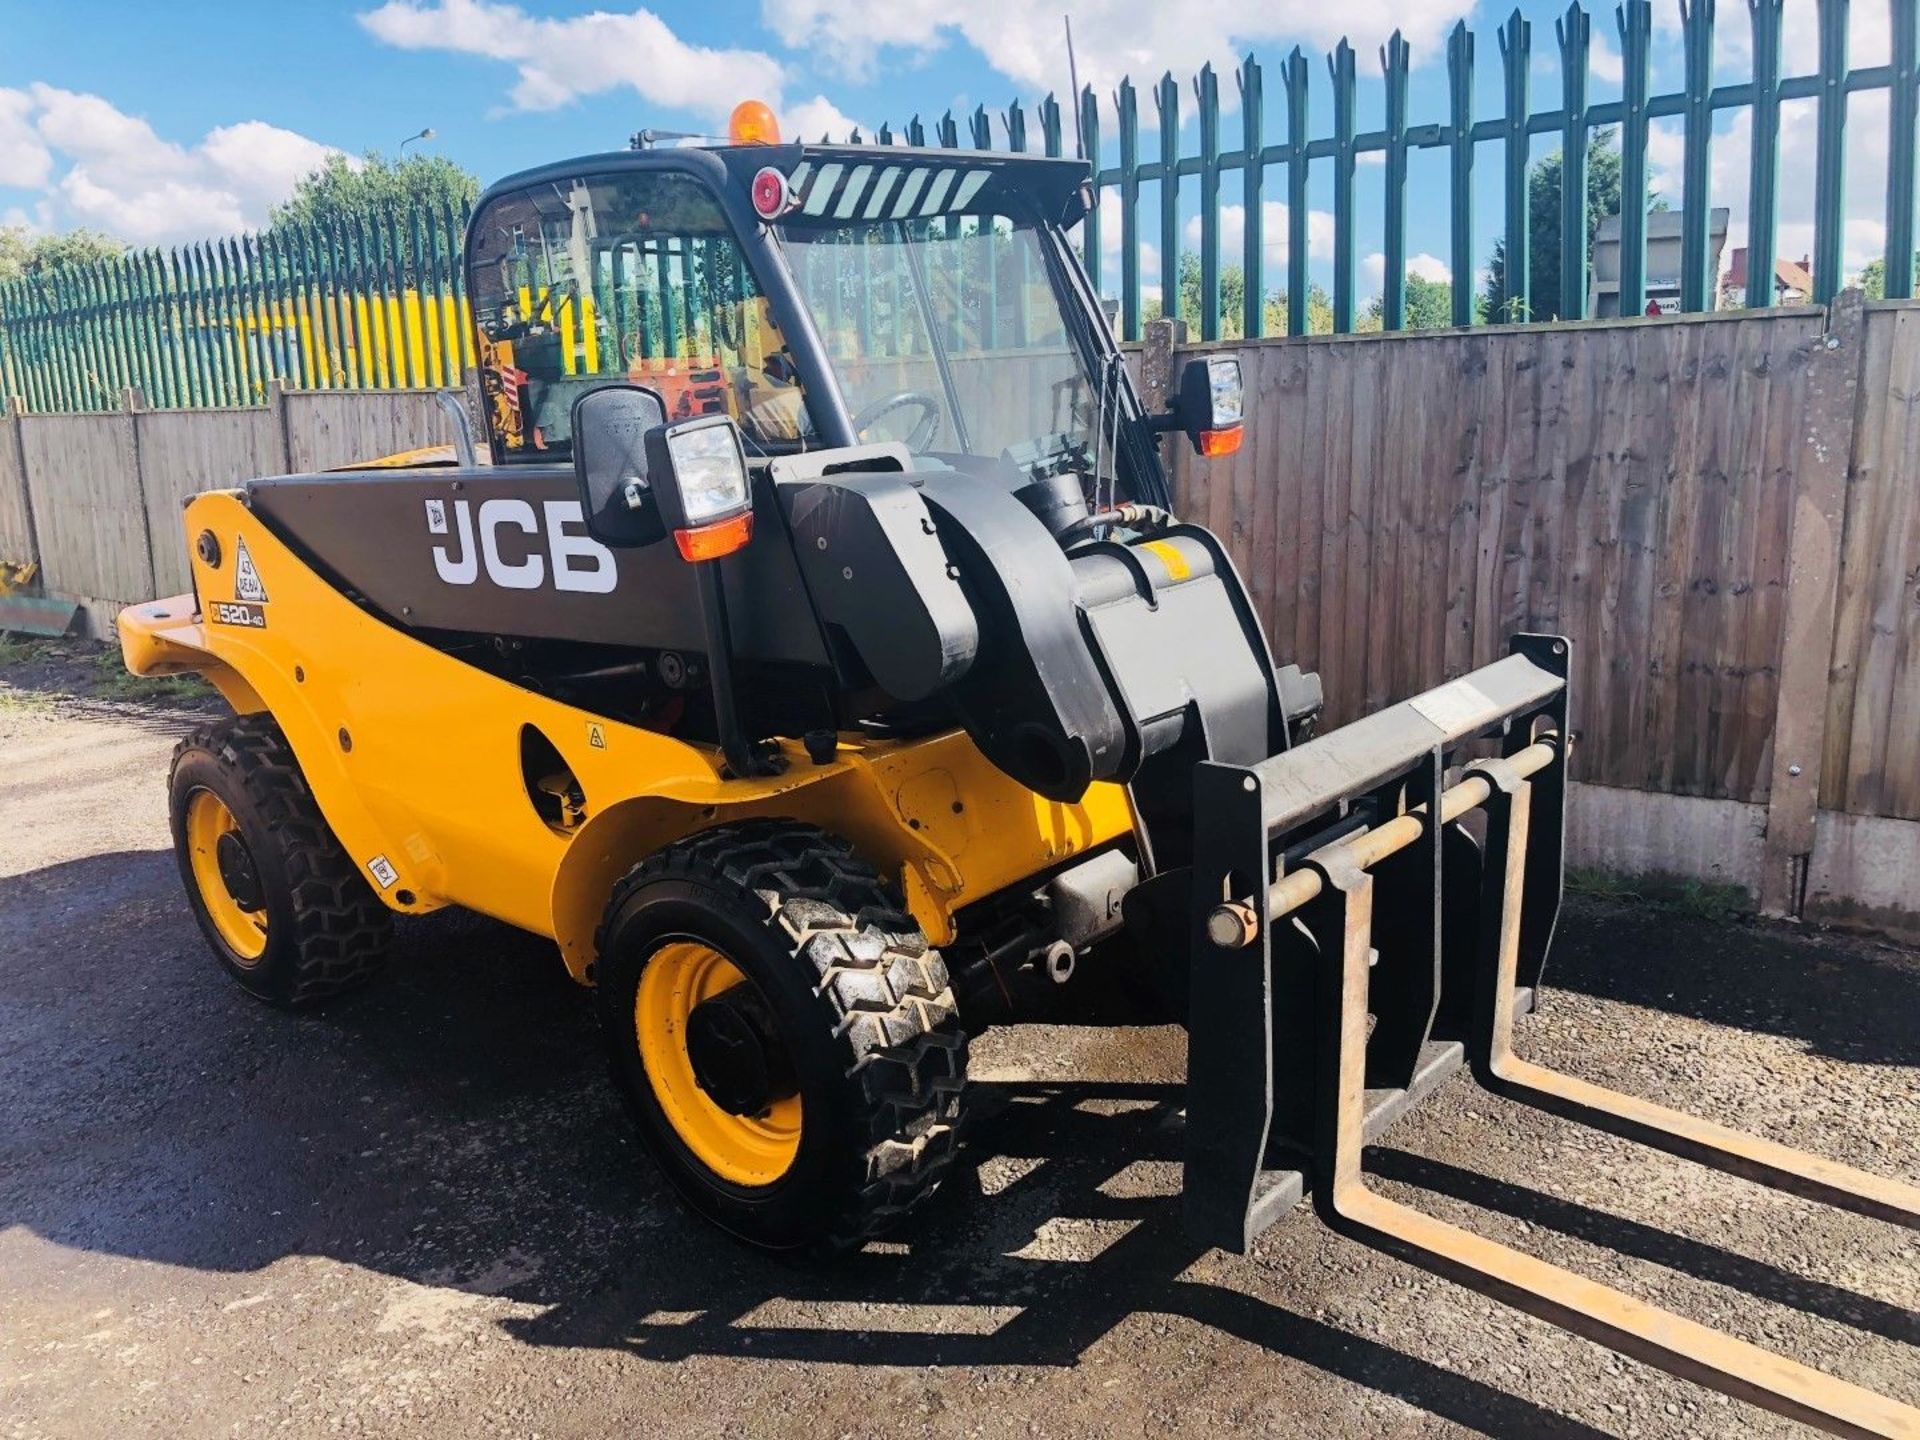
[694,559,779,779]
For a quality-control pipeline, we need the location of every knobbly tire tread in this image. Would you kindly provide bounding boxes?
[171,714,391,1006]
[597,820,968,1251]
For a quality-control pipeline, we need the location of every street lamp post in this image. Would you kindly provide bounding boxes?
[399,127,436,155]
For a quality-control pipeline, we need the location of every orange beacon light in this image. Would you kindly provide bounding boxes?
[729,100,781,146]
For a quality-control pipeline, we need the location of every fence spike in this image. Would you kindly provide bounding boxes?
[1038,93,1061,157]
[1329,41,1358,333]
[1497,9,1533,323]
[1282,47,1311,335]
[1196,63,1222,340]
[1555,4,1592,322]
[1810,0,1849,303]
[1155,71,1180,331]
[1239,53,1266,338]
[1747,0,1784,308]
[1381,31,1412,331]
[1678,0,1716,312]
[1116,77,1141,338]
[1079,86,1102,295]
[1448,21,1477,326]
[1616,0,1654,316]
[1887,0,1916,298]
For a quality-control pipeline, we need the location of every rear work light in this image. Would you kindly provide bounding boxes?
[751,166,794,220]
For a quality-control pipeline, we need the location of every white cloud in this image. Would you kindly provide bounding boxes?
[1365,249,1451,294]
[1183,199,1335,271]
[0,89,54,190]
[360,0,787,125]
[1589,30,1624,85]
[784,96,865,143]
[764,0,1476,96]
[2,85,343,246]
[1654,0,1890,73]
[1648,86,1893,288]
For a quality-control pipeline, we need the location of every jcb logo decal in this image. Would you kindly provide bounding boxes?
[428,498,616,594]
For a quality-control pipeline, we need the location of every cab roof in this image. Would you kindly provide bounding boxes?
[478,143,1093,230]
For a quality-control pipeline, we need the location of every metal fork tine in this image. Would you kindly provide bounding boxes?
[1304,792,1920,1439]
[1467,759,1920,1230]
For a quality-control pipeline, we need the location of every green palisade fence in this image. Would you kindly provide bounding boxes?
[0,204,475,413]
[862,0,1916,341]
[2,0,1916,410]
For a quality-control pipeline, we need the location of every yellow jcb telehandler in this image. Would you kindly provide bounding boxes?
[122,102,1919,1437]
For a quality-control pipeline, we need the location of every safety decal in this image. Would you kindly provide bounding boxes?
[233,535,269,604]
[208,600,267,629]
[424,498,449,535]
[367,855,399,889]
[587,722,607,749]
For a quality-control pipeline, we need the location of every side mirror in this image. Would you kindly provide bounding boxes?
[1176,354,1244,457]
[572,384,668,547]
[646,413,757,562]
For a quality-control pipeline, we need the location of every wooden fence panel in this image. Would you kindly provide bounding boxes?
[136,407,286,595]
[284,388,458,473]
[1823,303,1920,821]
[21,412,150,606]
[1174,309,1829,805]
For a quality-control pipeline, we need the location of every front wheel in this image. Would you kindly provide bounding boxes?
[595,821,968,1251]
[169,716,391,1006]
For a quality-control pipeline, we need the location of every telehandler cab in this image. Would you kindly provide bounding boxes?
[123,102,1919,1435]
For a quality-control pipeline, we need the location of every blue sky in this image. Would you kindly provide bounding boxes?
[0,0,1901,306]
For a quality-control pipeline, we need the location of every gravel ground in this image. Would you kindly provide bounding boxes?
[2,651,1916,1439]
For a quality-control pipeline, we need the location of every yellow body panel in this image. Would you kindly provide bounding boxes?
[121,490,1135,982]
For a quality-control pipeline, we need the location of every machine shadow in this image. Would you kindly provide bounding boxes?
[2,852,1906,1439]
[1547,895,1920,1068]
[496,1080,1615,1440]
[1370,1150,1920,1347]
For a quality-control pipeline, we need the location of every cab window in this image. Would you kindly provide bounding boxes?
[467,170,815,463]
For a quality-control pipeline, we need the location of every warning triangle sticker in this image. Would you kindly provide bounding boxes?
[233,536,269,604]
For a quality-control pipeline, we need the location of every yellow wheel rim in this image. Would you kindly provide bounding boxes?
[634,941,801,1187]
[184,789,269,963]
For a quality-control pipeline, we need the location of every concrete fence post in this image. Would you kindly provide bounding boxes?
[268,379,294,474]
[123,386,157,621]
[1758,288,1864,918]
[4,393,38,573]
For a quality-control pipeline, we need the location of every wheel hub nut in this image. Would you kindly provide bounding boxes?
[214,830,264,912]
[684,982,795,1117]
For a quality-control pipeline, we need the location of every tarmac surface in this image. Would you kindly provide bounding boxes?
[2,657,1916,1438]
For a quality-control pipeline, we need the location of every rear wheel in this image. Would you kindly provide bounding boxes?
[169,716,391,1006]
[596,821,967,1251]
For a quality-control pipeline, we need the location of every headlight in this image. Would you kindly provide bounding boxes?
[665,421,750,525]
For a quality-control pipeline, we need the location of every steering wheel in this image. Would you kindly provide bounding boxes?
[851,391,943,452]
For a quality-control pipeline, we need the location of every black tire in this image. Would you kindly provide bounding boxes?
[169,714,392,1006]
[595,821,968,1252]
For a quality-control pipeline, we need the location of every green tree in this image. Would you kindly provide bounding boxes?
[269,151,479,235]
[0,226,125,283]
[1145,251,1333,335]
[1481,129,1625,323]
[1365,272,1455,330]
[1854,253,1919,300]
